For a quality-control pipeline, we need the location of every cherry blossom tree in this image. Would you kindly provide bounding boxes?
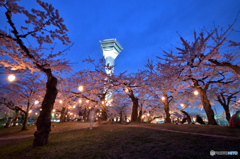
[111,90,131,123]
[163,30,235,125]
[144,59,184,123]
[0,72,45,130]
[69,58,113,120]
[0,0,71,147]
[54,77,77,123]
[211,80,240,122]
[0,98,21,126]
[206,20,240,76]
[113,71,146,122]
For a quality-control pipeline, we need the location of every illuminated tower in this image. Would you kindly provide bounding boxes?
[100,39,123,104]
[100,39,123,75]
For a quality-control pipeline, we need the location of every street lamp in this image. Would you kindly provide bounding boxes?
[194,90,199,96]
[78,86,83,91]
[8,74,16,82]
[35,100,39,105]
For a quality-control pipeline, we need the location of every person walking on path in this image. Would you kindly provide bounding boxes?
[89,106,96,130]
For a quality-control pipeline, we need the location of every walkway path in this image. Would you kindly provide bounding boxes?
[126,124,240,140]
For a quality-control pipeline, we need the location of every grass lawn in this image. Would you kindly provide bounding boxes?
[0,122,239,159]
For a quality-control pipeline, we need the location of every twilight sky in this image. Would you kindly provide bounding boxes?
[1,0,240,74]
[47,0,240,74]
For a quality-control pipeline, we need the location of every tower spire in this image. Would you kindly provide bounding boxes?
[100,39,123,104]
[100,39,123,75]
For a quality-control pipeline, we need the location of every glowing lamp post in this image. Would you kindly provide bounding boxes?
[8,74,16,82]
[78,86,83,91]
[194,90,199,96]
[35,100,39,105]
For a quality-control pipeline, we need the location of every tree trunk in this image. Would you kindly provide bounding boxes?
[83,107,87,121]
[119,111,122,124]
[22,112,29,130]
[200,91,218,125]
[67,114,70,122]
[101,106,108,121]
[223,105,231,122]
[164,96,171,123]
[147,116,151,123]
[131,98,139,122]
[87,109,90,122]
[60,107,66,123]
[137,110,142,122]
[64,113,67,122]
[32,71,58,148]
[13,109,20,126]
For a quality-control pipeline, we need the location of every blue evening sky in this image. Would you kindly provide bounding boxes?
[1,0,240,116]
[1,0,239,74]
[48,0,240,74]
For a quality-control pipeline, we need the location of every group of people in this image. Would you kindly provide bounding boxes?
[171,111,240,127]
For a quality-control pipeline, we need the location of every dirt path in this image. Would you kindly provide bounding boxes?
[126,125,240,140]
[0,123,96,141]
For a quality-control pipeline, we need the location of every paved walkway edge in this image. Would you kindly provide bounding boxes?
[127,125,240,140]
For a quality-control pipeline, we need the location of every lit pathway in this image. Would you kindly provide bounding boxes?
[0,123,96,141]
[126,125,240,140]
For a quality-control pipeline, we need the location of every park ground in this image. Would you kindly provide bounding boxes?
[0,122,240,159]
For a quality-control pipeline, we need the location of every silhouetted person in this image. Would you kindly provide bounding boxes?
[89,107,96,130]
[196,115,205,125]
[229,111,240,128]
